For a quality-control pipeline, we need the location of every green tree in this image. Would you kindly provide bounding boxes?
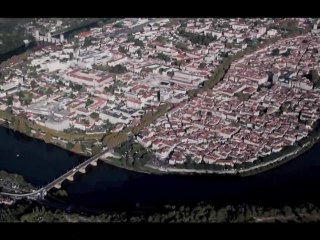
[235,92,250,101]
[134,39,144,48]
[312,48,318,54]
[156,36,167,44]
[74,38,80,48]
[108,64,127,74]
[90,112,99,120]
[309,69,319,82]
[173,60,185,70]
[85,99,94,108]
[178,29,216,46]
[54,190,68,198]
[81,144,87,153]
[93,64,109,72]
[72,84,83,92]
[216,208,228,223]
[175,42,188,52]
[66,142,74,150]
[83,37,93,47]
[167,71,174,79]
[7,96,13,106]
[23,93,33,106]
[25,124,32,135]
[92,144,102,155]
[282,48,291,57]
[156,53,171,64]
[158,68,165,75]
[271,48,280,56]
[30,80,37,89]
[199,62,206,69]
[187,89,197,98]
[127,33,135,42]
[283,206,293,216]
[46,88,53,97]
[113,22,123,28]
[136,49,142,58]
[118,46,127,54]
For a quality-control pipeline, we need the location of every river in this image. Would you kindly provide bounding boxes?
[0,18,116,65]
[1,127,320,212]
[0,42,36,64]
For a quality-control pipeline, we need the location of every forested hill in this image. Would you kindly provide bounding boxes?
[1,201,320,223]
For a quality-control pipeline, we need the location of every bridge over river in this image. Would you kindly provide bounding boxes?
[0,149,117,200]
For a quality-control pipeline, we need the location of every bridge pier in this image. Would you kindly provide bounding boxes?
[90,160,98,166]
[67,175,74,181]
[1,150,111,200]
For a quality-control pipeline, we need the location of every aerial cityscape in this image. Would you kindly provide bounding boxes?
[0,18,320,223]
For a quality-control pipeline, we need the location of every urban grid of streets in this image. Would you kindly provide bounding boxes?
[0,18,320,171]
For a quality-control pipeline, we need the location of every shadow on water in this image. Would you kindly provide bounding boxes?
[12,131,33,142]
[5,128,12,135]
[67,150,75,158]
[45,143,55,152]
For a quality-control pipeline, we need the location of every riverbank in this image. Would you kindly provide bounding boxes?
[136,128,320,177]
[2,120,320,212]
[1,110,319,178]
[0,170,35,194]
[238,134,320,177]
[100,156,153,175]
[0,110,101,157]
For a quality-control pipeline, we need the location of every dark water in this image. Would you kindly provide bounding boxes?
[0,128,84,186]
[53,18,115,40]
[52,21,99,40]
[0,19,113,65]
[1,126,320,211]
[0,42,36,64]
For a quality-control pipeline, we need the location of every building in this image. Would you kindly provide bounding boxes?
[45,118,70,131]
[64,69,113,87]
[0,77,22,91]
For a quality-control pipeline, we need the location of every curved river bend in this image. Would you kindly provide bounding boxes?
[1,127,320,211]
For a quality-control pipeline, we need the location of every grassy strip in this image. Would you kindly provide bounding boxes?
[0,110,102,155]
[0,110,105,142]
